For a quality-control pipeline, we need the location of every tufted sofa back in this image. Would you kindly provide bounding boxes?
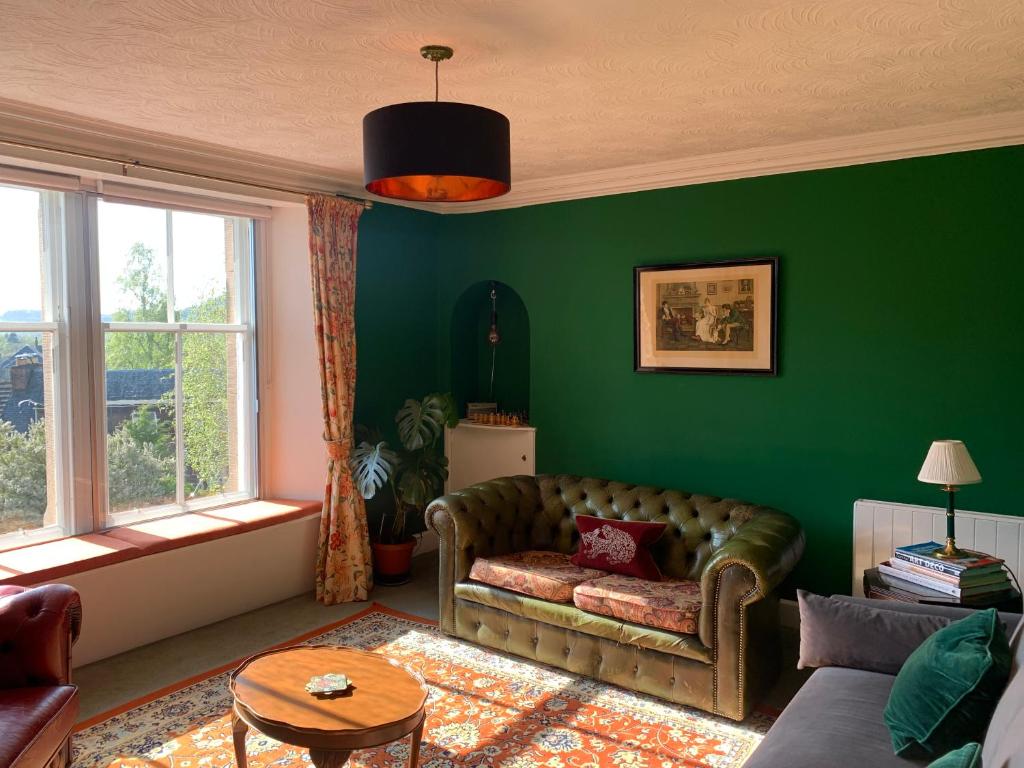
[0,584,82,688]
[462,474,773,580]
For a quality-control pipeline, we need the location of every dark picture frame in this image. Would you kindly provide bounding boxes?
[634,257,778,375]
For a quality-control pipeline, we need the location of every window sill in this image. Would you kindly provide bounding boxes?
[0,499,321,587]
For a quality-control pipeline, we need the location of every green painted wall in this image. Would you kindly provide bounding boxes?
[355,203,440,535]
[355,203,440,427]
[430,146,1024,595]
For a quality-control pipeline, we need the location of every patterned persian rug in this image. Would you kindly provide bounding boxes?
[74,605,772,768]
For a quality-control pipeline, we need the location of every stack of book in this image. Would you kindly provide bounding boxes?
[877,542,1012,604]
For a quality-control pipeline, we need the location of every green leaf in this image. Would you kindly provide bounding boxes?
[393,450,448,511]
[419,449,449,488]
[396,470,433,510]
[424,392,459,429]
[396,397,445,450]
[349,441,397,500]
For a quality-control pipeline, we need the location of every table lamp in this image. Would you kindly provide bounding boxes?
[917,439,982,559]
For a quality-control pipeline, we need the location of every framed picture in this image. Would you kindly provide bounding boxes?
[634,257,778,375]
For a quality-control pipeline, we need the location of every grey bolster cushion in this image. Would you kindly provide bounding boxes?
[797,590,953,675]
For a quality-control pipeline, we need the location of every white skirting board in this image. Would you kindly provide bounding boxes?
[852,499,1024,596]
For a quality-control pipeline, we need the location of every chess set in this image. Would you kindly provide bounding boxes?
[467,411,528,427]
[465,402,528,427]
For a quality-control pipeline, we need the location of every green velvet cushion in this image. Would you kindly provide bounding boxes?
[925,742,981,768]
[884,608,1011,758]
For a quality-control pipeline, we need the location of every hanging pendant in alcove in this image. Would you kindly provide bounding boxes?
[488,283,500,398]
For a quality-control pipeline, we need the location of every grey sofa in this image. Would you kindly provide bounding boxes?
[745,596,1023,768]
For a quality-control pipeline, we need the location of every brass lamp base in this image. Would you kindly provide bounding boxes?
[933,537,967,560]
[932,485,967,560]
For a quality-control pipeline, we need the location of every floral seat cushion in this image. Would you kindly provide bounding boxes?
[573,574,703,634]
[468,551,608,603]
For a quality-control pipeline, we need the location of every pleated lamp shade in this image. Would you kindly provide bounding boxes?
[917,440,982,486]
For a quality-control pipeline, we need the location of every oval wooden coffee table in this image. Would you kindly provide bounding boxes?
[229,645,428,768]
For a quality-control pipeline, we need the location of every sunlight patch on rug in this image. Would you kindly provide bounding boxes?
[74,609,771,767]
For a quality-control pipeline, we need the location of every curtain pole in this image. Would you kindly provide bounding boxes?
[0,136,373,209]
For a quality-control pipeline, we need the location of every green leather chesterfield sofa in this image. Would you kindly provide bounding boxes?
[425,474,805,721]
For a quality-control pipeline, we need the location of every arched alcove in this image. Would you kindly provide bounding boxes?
[450,281,530,418]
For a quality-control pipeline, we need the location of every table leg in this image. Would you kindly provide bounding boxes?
[309,749,352,768]
[408,719,425,767]
[231,713,248,768]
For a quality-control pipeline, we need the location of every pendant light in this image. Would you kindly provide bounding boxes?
[363,45,511,203]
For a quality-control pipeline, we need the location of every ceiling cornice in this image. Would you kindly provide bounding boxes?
[0,99,1021,215]
[441,110,1024,214]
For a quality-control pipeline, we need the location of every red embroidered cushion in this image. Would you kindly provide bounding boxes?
[570,515,666,580]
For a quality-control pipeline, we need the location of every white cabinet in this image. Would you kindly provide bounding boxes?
[444,420,536,493]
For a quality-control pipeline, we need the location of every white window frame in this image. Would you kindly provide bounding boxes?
[0,178,263,549]
[90,197,260,528]
[0,185,73,548]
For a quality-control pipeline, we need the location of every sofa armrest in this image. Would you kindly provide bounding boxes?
[698,510,804,642]
[426,476,542,578]
[426,476,541,633]
[0,584,82,688]
[695,510,803,718]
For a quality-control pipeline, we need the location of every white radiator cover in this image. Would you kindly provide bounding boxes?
[852,499,1024,596]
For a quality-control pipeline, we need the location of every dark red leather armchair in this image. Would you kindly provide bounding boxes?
[0,584,82,768]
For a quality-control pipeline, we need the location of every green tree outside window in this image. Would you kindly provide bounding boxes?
[0,238,236,532]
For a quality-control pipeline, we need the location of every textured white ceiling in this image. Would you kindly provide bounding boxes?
[0,0,1022,186]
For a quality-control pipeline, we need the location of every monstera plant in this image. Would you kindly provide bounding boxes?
[350,392,457,581]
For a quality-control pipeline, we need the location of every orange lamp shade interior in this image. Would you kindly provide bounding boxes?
[366,174,510,203]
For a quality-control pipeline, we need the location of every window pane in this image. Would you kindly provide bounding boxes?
[105,332,176,513]
[98,202,247,326]
[0,185,44,322]
[173,212,240,323]
[0,335,57,534]
[183,332,243,500]
[96,199,255,524]
[97,201,169,322]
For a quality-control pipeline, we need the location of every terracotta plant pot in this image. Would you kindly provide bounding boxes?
[372,539,417,586]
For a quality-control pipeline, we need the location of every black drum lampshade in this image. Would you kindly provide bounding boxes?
[362,45,511,203]
[363,101,510,203]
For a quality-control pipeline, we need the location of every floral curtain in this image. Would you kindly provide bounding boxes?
[307,194,372,604]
